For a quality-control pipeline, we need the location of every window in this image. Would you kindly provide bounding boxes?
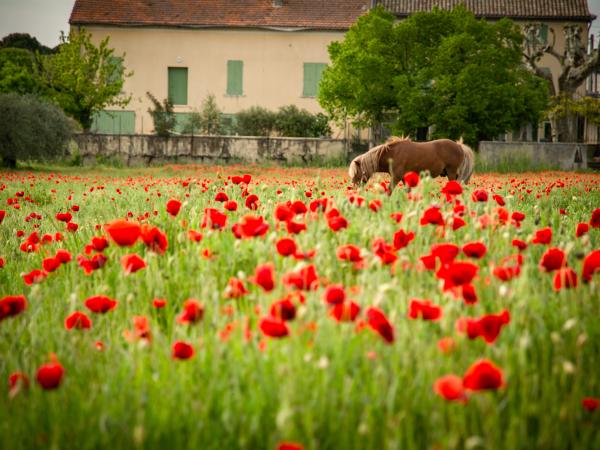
[168,67,188,105]
[107,57,124,85]
[227,60,243,96]
[539,24,549,44]
[303,63,327,97]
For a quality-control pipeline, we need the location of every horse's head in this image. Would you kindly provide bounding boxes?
[349,158,368,185]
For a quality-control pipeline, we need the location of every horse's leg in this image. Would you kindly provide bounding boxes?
[446,167,458,181]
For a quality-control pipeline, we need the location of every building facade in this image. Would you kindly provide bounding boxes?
[71,0,597,142]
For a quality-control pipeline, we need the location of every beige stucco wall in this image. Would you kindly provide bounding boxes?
[75,25,345,135]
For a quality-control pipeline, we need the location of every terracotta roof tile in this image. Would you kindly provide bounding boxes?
[375,0,595,21]
[70,0,371,30]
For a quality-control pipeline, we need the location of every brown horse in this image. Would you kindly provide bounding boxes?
[348,137,474,187]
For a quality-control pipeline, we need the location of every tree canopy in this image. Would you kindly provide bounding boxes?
[0,33,54,54]
[37,29,131,131]
[319,6,549,146]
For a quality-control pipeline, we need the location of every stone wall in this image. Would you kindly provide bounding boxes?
[72,134,348,166]
[478,141,598,170]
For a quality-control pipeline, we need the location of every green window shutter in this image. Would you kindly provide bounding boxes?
[227,60,243,96]
[173,112,192,134]
[107,56,123,85]
[91,110,135,134]
[168,67,188,105]
[539,24,548,45]
[303,63,327,97]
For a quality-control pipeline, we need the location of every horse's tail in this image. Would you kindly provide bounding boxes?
[456,138,475,184]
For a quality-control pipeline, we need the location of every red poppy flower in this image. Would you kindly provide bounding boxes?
[434,374,467,402]
[275,203,295,222]
[55,249,72,264]
[55,212,72,223]
[0,295,27,321]
[270,298,296,321]
[65,311,92,330]
[0,210,5,224]
[224,200,238,211]
[582,397,600,412]
[153,298,167,308]
[245,194,259,210]
[233,215,270,239]
[215,192,229,202]
[576,222,589,238]
[368,199,382,212]
[282,264,318,291]
[393,229,415,250]
[0,257,4,269]
[42,257,61,273]
[90,236,109,252]
[462,242,487,259]
[553,268,578,291]
[291,200,307,215]
[493,265,521,282]
[512,239,528,251]
[436,261,478,290]
[121,254,147,274]
[224,277,249,299]
[431,243,460,264]
[323,284,346,305]
[441,180,462,195]
[327,214,348,232]
[366,307,394,344]
[36,357,64,390]
[77,253,108,274]
[492,194,505,206]
[511,211,526,223]
[336,244,363,263]
[276,442,304,450]
[177,299,204,324]
[532,227,552,245]
[123,316,152,343]
[202,208,227,230]
[582,249,600,283]
[188,229,203,242]
[471,190,488,202]
[539,247,566,272]
[259,316,289,338]
[286,220,307,234]
[66,222,79,232]
[85,295,117,313]
[401,171,419,187]
[249,263,276,292]
[372,238,397,265]
[276,238,297,257]
[591,208,600,228]
[104,219,141,246]
[420,206,445,226]
[437,336,457,354]
[408,299,442,321]
[172,341,195,360]
[463,359,504,391]
[452,216,466,230]
[22,269,47,285]
[166,199,182,217]
[461,283,478,304]
[458,309,510,344]
[330,300,361,322]
[8,372,29,393]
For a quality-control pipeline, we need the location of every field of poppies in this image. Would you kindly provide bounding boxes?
[0,164,599,450]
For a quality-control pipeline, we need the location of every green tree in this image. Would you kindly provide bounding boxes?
[37,29,131,131]
[235,106,277,136]
[0,48,44,95]
[147,92,175,137]
[0,33,53,54]
[0,93,73,167]
[319,6,549,146]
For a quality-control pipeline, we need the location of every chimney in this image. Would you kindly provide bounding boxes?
[273,0,283,7]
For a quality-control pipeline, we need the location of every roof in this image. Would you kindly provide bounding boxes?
[374,0,596,21]
[69,0,370,31]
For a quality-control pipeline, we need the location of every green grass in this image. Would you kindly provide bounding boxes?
[0,167,599,450]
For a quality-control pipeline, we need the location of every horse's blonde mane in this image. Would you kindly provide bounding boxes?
[384,135,411,146]
[456,137,475,184]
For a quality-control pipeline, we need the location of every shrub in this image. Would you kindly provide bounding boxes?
[235,106,276,136]
[0,93,73,167]
[147,92,175,137]
[182,94,222,135]
[274,105,315,137]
